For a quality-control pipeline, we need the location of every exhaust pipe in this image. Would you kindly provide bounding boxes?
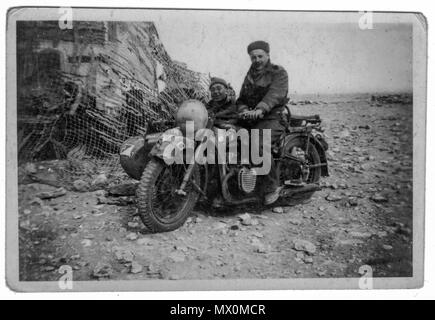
[279,183,320,197]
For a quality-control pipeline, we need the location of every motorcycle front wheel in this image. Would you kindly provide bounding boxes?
[136,159,199,233]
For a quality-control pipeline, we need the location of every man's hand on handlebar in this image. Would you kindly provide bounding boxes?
[239,109,264,120]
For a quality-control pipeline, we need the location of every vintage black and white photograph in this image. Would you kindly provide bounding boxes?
[6,7,425,291]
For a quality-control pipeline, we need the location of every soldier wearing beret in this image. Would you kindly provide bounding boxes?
[207,77,238,129]
[237,40,289,204]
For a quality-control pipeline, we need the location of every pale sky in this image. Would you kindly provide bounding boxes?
[151,11,413,95]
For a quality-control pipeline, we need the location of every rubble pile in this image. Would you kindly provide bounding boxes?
[370,93,412,105]
[17,21,209,170]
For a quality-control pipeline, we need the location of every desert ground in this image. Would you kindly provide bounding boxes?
[17,93,413,281]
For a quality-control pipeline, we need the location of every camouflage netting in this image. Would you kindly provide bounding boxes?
[17,21,210,173]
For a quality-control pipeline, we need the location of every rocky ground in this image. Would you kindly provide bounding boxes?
[17,94,413,281]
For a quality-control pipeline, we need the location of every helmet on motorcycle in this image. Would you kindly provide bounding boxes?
[176,99,209,134]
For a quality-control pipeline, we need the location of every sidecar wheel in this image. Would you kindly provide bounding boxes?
[136,159,199,233]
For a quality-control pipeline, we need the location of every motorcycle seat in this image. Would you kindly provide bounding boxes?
[290,114,320,122]
[282,105,320,124]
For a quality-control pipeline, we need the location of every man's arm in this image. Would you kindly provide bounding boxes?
[255,67,288,114]
[215,104,238,125]
[236,77,250,113]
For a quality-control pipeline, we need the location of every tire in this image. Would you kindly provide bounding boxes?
[136,159,199,233]
[279,137,321,204]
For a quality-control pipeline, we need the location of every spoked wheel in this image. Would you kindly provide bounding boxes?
[136,159,200,232]
[278,137,321,203]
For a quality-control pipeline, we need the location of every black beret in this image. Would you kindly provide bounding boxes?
[247,40,270,54]
[209,77,228,88]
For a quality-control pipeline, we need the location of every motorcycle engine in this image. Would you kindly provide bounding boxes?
[238,167,257,193]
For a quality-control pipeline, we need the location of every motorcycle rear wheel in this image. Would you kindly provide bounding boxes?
[279,137,321,203]
[136,159,199,232]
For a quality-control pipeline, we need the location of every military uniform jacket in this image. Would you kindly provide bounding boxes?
[237,62,289,120]
[207,97,238,125]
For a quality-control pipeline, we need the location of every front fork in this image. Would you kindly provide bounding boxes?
[174,141,208,196]
[174,163,196,196]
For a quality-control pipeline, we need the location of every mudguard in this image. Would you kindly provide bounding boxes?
[149,127,197,165]
[281,132,329,177]
[120,135,156,180]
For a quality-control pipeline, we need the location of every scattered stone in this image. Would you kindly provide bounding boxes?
[194,217,203,223]
[238,213,252,226]
[252,232,264,238]
[254,242,270,254]
[377,231,388,237]
[293,239,316,255]
[24,163,37,174]
[98,196,135,206]
[371,194,388,203]
[92,263,113,279]
[126,233,138,241]
[272,207,284,214]
[42,266,55,272]
[35,187,67,200]
[213,222,227,230]
[29,198,44,206]
[338,129,351,139]
[108,183,138,196]
[73,180,90,192]
[326,194,342,202]
[348,199,359,207]
[127,222,140,228]
[130,261,143,274]
[137,238,153,246]
[169,251,186,263]
[288,217,302,225]
[23,209,31,215]
[396,225,412,236]
[303,256,314,264]
[93,190,106,197]
[77,261,89,268]
[338,239,364,246]
[230,225,240,231]
[114,248,134,263]
[92,174,108,186]
[383,245,393,250]
[251,219,259,226]
[168,274,181,280]
[81,239,92,247]
[296,252,305,260]
[174,245,189,252]
[349,231,372,239]
[146,263,160,275]
[359,125,371,130]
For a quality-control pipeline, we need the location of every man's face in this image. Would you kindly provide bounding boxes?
[249,49,269,71]
[210,83,227,101]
